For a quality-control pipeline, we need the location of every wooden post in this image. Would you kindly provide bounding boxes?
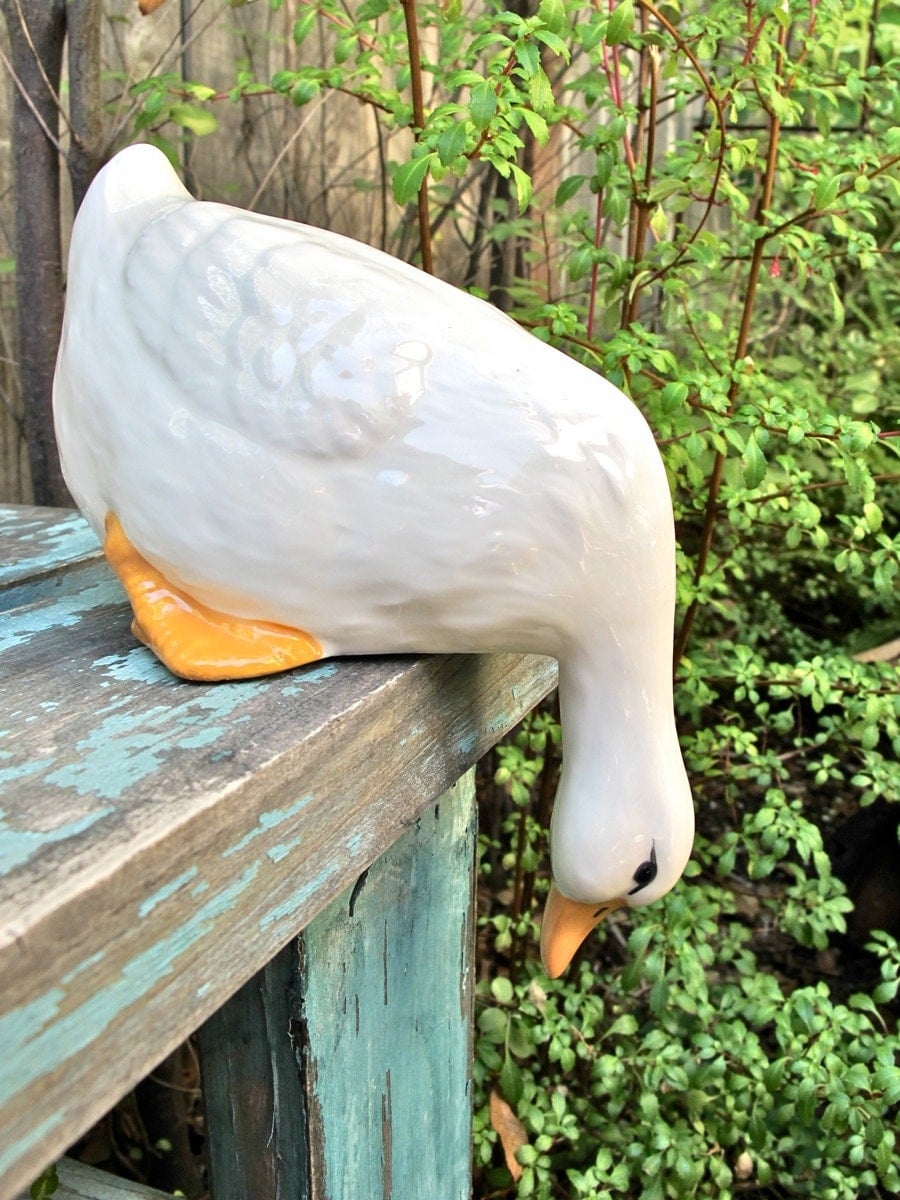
[200,774,477,1200]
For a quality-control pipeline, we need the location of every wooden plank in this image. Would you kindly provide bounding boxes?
[198,941,311,1200]
[14,1158,173,1200]
[0,505,104,610]
[302,773,476,1200]
[0,518,557,1200]
[199,774,476,1200]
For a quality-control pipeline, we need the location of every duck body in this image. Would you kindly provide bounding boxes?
[54,145,694,973]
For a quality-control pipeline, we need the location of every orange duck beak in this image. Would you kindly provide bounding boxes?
[540,884,625,978]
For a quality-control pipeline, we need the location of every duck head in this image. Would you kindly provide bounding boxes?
[540,648,694,978]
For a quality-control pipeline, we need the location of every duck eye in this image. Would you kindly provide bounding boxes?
[628,842,658,895]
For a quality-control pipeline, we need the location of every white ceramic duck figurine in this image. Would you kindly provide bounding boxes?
[53,144,694,976]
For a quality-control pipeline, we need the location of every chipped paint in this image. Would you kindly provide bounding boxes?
[258,861,341,933]
[224,794,313,858]
[278,662,340,693]
[138,869,199,918]
[0,863,260,1105]
[0,578,121,652]
[267,838,303,864]
[300,776,475,1200]
[0,806,114,874]
[0,1109,64,1180]
[39,690,257,800]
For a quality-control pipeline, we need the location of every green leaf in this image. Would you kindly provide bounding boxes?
[293,7,317,44]
[606,0,635,46]
[469,80,497,131]
[510,163,533,211]
[742,432,767,489]
[555,174,586,205]
[519,106,549,146]
[271,69,297,93]
[477,1006,508,1039]
[863,502,882,532]
[607,1013,638,1037]
[437,121,469,166]
[828,280,845,329]
[185,83,216,102]
[538,0,567,35]
[30,1164,58,1199]
[813,175,841,210]
[168,103,218,136]
[528,66,554,114]
[500,1055,524,1106]
[290,78,321,106]
[647,176,686,203]
[357,0,390,19]
[660,381,688,413]
[567,242,595,282]
[392,153,436,205]
[491,975,514,1004]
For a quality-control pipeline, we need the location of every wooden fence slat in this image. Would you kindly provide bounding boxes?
[199,773,476,1200]
[300,773,476,1200]
[199,941,312,1200]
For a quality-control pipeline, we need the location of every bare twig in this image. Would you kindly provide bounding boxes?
[401,0,434,274]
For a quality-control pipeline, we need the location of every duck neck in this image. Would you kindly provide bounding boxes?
[557,633,677,776]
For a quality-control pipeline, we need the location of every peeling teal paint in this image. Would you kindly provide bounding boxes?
[61,952,106,986]
[0,579,121,652]
[455,729,477,756]
[300,777,475,1200]
[177,726,229,751]
[39,688,257,800]
[0,806,114,874]
[0,508,99,590]
[0,863,260,1106]
[258,861,340,933]
[0,758,44,790]
[267,837,303,864]
[138,868,199,918]
[278,662,339,693]
[93,649,172,685]
[224,794,313,858]
[0,1108,64,1179]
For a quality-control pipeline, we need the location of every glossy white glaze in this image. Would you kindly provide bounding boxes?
[53,145,693,912]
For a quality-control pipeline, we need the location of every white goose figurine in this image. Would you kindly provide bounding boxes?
[53,145,694,977]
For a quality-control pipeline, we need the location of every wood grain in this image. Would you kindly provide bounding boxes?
[0,508,557,1200]
[13,1158,173,1200]
[0,505,104,609]
[302,774,476,1200]
[199,939,312,1200]
[200,774,476,1200]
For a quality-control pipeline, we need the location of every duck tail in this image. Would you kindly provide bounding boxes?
[88,143,191,215]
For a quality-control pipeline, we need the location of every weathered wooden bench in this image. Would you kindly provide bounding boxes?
[0,505,557,1200]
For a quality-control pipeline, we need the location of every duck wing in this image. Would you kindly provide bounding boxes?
[122,197,437,460]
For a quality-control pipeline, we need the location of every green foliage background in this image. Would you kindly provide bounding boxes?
[124,1,900,1196]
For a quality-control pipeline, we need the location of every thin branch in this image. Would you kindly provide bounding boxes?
[674,22,789,666]
[247,93,330,212]
[401,0,433,274]
[0,39,65,157]
[11,0,73,138]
